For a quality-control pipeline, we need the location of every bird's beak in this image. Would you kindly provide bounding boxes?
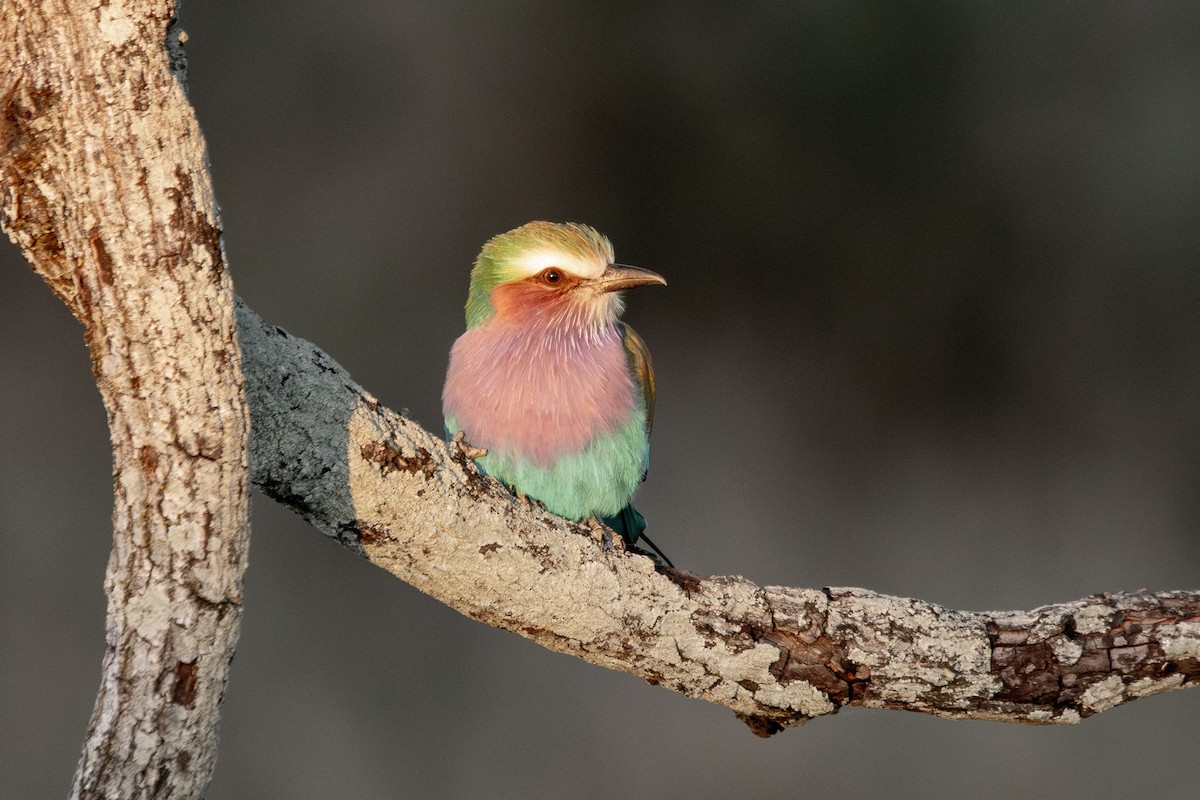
[591,264,667,293]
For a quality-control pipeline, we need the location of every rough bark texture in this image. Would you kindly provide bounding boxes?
[2,2,249,799]
[238,301,1200,734]
[4,0,1198,795]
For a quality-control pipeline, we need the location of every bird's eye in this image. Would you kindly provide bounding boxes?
[541,269,562,285]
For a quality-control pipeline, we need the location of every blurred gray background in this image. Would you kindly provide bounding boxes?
[3,2,1199,798]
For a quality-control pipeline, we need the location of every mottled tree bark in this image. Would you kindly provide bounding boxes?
[238,302,1200,734]
[3,0,1198,798]
[1,2,249,799]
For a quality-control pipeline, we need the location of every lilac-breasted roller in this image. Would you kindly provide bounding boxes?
[443,221,666,554]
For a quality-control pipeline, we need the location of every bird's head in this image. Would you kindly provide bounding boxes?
[464,221,665,330]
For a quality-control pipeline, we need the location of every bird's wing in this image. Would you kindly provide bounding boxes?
[619,322,655,435]
[619,322,655,479]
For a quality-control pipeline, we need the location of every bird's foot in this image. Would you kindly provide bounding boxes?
[587,517,625,556]
[451,431,488,459]
[511,489,547,512]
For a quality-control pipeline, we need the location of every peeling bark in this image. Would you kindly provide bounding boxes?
[1,2,249,799]
[238,301,1200,735]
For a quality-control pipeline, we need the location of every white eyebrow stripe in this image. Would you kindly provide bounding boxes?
[510,249,608,280]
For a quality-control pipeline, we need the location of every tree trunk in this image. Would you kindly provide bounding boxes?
[1,2,250,798]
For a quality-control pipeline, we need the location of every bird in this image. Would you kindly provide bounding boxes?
[443,221,668,561]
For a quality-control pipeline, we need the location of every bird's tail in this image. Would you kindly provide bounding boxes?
[602,504,646,544]
[602,505,674,568]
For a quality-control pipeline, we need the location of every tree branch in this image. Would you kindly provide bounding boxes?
[2,2,249,797]
[4,1,1197,796]
[237,299,1200,735]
